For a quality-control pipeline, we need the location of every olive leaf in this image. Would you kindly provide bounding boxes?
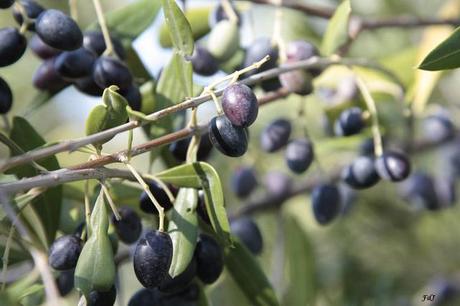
[418,26,460,71]
[157,162,232,246]
[87,0,162,45]
[168,188,198,277]
[159,7,211,48]
[85,86,129,150]
[5,117,62,245]
[161,0,194,56]
[321,0,351,55]
[282,216,317,306]
[225,238,280,306]
[74,192,116,298]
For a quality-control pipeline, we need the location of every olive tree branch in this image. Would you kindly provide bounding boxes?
[0,89,290,195]
[0,56,401,175]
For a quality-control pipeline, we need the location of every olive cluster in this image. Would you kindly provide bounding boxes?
[0,1,141,111]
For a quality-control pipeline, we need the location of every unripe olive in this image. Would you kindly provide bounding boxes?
[207,20,240,62]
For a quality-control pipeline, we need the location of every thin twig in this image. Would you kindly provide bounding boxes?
[0,57,401,174]
[100,181,121,220]
[1,224,16,291]
[0,191,61,306]
[92,0,114,56]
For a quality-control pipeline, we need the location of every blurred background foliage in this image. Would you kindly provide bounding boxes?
[2,0,460,305]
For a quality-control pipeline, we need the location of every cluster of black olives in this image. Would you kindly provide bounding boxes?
[0,1,141,110]
[47,205,143,304]
[208,83,258,157]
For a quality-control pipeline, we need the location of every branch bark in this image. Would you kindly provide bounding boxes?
[0,57,395,174]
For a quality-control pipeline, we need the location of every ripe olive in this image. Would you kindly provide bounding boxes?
[169,132,213,162]
[243,37,279,77]
[0,27,27,67]
[93,56,133,90]
[139,181,174,214]
[334,107,365,136]
[341,156,380,189]
[190,45,219,76]
[12,0,44,31]
[195,234,224,284]
[36,9,83,51]
[260,118,292,152]
[230,217,263,255]
[401,172,439,210]
[285,138,314,174]
[29,34,61,59]
[375,150,411,182]
[33,58,69,93]
[56,270,74,297]
[285,40,321,76]
[422,114,455,144]
[0,0,14,9]
[74,76,104,97]
[83,31,126,59]
[231,166,258,198]
[48,235,83,271]
[208,115,248,157]
[311,184,341,225]
[222,83,259,127]
[111,207,142,244]
[120,85,142,111]
[87,285,117,306]
[159,257,197,293]
[0,77,13,114]
[54,48,96,79]
[133,230,173,289]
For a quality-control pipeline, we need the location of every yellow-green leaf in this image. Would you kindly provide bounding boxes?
[161,0,194,56]
[321,0,351,55]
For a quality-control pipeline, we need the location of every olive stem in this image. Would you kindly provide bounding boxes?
[124,162,165,232]
[1,224,16,291]
[127,128,133,161]
[1,115,10,132]
[221,0,239,23]
[143,174,176,204]
[100,181,121,221]
[0,56,401,174]
[354,72,384,157]
[14,1,31,34]
[271,0,286,62]
[92,0,115,57]
[69,0,79,22]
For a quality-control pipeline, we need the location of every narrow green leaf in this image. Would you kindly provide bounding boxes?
[282,216,316,306]
[193,163,232,246]
[87,0,162,44]
[157,162,232,246]
[321,0,351,55]
[225,238,280,306]
[75,192,116,298]
[161,0,194,56]
[159,7,211,48]
[156,163,202,187]
[168,188,198,277]
[6,117,61,245]
[418,26,460,70]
